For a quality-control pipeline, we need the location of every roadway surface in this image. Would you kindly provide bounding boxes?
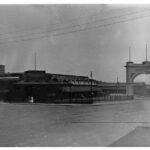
[0,96,150,146]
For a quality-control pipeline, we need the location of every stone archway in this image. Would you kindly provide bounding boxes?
[125,61,150,95]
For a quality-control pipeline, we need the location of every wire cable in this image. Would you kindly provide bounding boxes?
[0,8,149,42]
[0,7,136,37]
[0,13,150,44]
[55,13,150,36]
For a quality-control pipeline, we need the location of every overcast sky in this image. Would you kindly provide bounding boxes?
[0,4,150,82]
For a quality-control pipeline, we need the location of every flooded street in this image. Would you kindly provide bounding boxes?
[0,98,150,146]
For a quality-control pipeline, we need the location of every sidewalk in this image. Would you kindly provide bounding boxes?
[110,126,150,147]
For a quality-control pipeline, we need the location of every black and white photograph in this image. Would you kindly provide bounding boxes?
[0,2,150,147]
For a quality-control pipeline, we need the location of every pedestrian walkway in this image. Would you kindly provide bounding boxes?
[110,126,150,147]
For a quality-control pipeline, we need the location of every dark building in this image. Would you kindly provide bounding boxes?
[0,69,102,103]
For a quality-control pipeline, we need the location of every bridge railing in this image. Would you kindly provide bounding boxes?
[93,95,134,102]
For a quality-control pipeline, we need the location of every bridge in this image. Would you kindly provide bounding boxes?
[125,61,150,95]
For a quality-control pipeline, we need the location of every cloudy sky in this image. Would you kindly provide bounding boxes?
[0,4,150,83]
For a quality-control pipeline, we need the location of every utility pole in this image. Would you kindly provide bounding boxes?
[146,44,148,61]
[129,47,131,62]
[34,52,37,71]
[117,76,119,95]
[90,71,93,102]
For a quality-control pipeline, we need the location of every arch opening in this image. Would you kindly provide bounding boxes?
[134,74,150,85]
[133,74,150,96]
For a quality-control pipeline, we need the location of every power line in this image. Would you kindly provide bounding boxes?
[0,13,150,45]
[0,8,121,37]
[55,14,150,36]
[0,8,149,42]
[0,34,51,44]
[0,7,138,37]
